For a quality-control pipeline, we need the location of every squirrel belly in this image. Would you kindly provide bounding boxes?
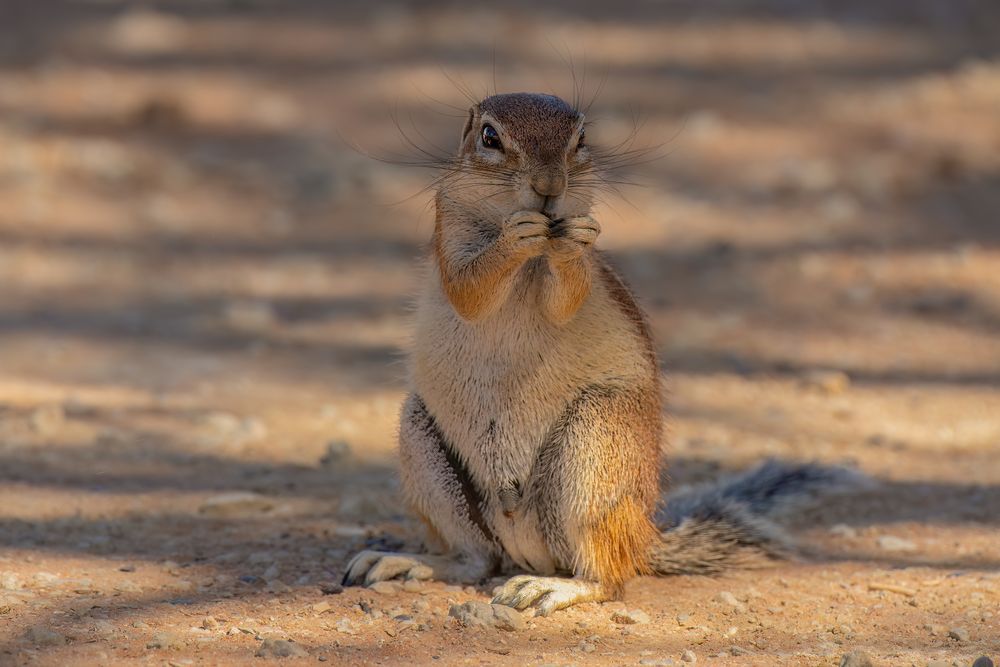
[408,250,661,579]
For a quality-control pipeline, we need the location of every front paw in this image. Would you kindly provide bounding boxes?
[342,550,434,587]
[547,215,600,260]
[501,210,551,258]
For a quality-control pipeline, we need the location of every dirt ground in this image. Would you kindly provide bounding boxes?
[1,1,999,665]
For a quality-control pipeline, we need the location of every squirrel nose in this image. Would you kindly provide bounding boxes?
[530,170,566,199]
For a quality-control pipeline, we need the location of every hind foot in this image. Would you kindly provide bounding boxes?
[491,575,608,616]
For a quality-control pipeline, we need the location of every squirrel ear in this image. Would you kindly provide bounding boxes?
[460,107,475,144]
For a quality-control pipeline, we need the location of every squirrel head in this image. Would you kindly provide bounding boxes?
[446,92,593,221]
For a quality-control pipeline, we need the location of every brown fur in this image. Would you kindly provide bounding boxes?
[580,495,657,598]
[531,381,662,601]
[596,255,659,367]
[431,213,530,322]
[539,250,593,325]
[476,93,580,164]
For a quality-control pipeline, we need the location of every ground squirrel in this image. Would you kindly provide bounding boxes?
[343,92,860,615]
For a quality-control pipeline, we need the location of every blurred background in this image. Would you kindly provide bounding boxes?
[0,1,998,664]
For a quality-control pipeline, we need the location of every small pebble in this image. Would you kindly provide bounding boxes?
[448,601,525,631]
[198,491,276,517]
[30,404,66,435]
[0,572,22,590]
[265,580,290,594]
[146,632,184,650]
[801,369,850,394]
[611,609,651,625]
[876,535,917,552]
[319,582,343,595]
[319,440,353,468]
[948,627,970,642]
[839,650,874,667]
[715,591,745,611]
[26,627,66,647]
[369,581,401,595]
[829,524,858,538]
[255,638,308,658]
[681,650,697,663]
[639,659,675,666]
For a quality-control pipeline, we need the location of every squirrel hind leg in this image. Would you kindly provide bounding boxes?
[525,384,662,607]
[491,495,654,615]
[492,575,608,617]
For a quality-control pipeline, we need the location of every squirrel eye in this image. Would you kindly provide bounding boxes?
[577,130,586,149]
[481,124,503,151]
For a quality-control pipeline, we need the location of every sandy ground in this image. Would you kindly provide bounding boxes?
[1,1,999,665]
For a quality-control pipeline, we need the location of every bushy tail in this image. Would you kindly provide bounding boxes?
[648,460,867,575]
